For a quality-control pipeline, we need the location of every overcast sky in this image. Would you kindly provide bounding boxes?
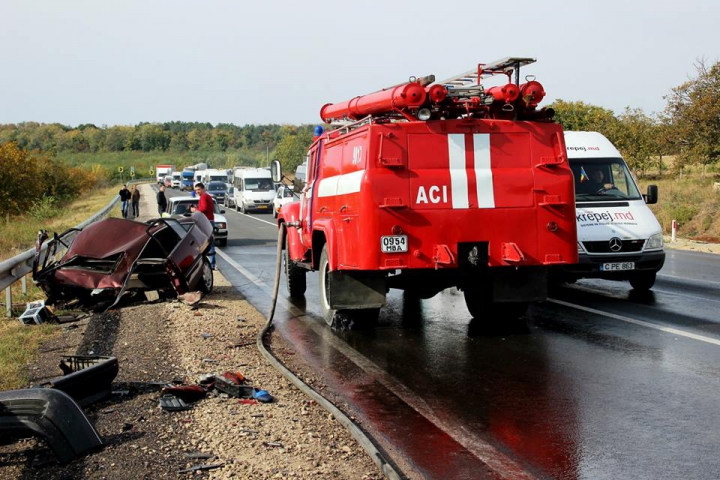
[1,0,718,127]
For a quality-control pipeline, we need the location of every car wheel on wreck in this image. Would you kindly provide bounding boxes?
[200,256,213,293]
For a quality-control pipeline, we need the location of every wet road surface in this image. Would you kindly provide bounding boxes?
[218,209,720,479]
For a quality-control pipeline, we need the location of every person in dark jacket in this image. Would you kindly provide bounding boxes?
[130,185,141,218]
[157,185,168,216]
[119,184,131,218]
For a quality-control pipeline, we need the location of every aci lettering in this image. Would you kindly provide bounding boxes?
[416,185,448,204]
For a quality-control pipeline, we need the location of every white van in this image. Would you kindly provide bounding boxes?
[558,131,665,290]
[201,169,229,184]
[193,171,205,188]
[233,167,275,213]
[171,171,182,189]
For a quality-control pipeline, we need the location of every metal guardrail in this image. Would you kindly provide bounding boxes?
[1,179,153,317]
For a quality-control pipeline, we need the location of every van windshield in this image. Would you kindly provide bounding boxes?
[570,157,642,202]
[245,178,274,191]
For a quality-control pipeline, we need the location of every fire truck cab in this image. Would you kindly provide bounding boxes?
[273,57,578,327]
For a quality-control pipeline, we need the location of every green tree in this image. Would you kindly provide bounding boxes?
[549,99,620,143]
[664,60,720,174]
[614,107,659,175]
[275,128,313,174]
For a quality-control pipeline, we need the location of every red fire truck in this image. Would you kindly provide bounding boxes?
[272,57,577,327]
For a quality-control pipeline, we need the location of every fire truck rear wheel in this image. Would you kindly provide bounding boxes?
[319,245,336,326]
[284,233,306,298]
[319,245,378,328]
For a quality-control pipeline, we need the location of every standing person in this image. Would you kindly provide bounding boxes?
[118,184,131,218]
[157,185,168,216]
[131,185,141,218]
[194,182,216,269]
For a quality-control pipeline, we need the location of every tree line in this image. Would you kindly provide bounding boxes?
[551,60,720,176]
[1,61,718,179]
[0,143,100,216]
[0,122,314,157]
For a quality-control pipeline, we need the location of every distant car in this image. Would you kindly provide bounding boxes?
[223,184,236,209]
[171,172,182,189]
[163,175,173,188]
[166,196,228,246]
[272,185,298,219]
[206,181,227,204]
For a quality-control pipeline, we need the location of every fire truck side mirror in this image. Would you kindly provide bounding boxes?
[270,160,282,183]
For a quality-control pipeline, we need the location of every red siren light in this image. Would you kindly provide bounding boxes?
[519,81,545,108]
[427,84,448,103]
[485,84,520,103]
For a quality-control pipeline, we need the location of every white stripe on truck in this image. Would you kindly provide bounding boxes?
[448,134,469,209]
[318,170,365,198]
[473,134,495,209]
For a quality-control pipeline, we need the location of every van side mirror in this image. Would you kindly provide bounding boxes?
[270,160,282,183]
[644,185,658,205]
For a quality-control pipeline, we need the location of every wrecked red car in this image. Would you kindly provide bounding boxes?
[33,212,214,310]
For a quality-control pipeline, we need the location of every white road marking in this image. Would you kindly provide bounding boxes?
[225,209,276,227]
[549,298,720,346]
[658,272,720,287]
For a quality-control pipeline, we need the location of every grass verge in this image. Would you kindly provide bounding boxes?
[0,184,124,390]
[641,177,720,241]
[0,184,122,262]
[0,319,57,390]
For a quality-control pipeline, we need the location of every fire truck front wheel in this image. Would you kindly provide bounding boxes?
[284,233,306,298]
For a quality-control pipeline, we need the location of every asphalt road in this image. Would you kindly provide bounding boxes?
[216,206,720,480]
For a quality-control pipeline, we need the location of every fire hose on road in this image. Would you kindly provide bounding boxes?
[255,226,402,480]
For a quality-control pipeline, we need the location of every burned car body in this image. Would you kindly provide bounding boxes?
[33,212,214,310]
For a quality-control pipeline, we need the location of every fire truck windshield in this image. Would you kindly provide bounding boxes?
[571,157,642,202]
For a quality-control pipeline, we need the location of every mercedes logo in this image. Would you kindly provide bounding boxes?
[609,237,622,252]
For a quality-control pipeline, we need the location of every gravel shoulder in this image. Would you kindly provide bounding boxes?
[0,269,382,479]
[0,183,715,479]
[663,236,720,255]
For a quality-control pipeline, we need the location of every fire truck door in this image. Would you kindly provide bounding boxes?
[337,140,365,268]
[299,146,319,248]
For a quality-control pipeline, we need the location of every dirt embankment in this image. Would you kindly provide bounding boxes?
[0,273,382,479]
[664,236,720,255]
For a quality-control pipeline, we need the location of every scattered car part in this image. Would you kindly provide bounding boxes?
[178,463,224,474]
[214,377,254,399]
[18,300,56,325]
[160,385,208,403]
[44,355,119,407]
[252,389,273,403]
[159,394,192,412]
[0,388,102,464]
[33,213,214,311]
